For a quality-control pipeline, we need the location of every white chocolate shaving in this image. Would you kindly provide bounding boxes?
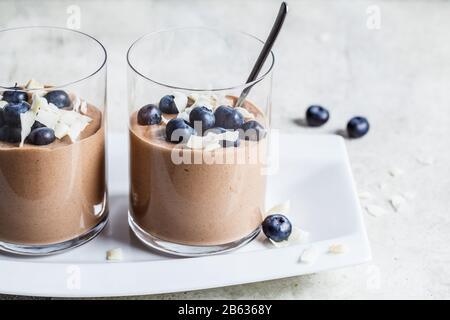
[299,246,319,263]
[173,92,188,113]
[19,110,36,147]
[106,248,123,261]
[328,244,347,254]
[0,101,8,109]
[25,79,44,89]
[235,107,254,119]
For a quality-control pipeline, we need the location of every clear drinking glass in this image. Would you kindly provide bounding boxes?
[0,27,108,255]
[127,27,274,256]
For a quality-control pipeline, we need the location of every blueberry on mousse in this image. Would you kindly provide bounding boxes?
[3,101,31,127]
[214,105,244,130]
[1,87,28,104]
[159,95,179,114]
[262,214,292,242]
[166,118,195,143]
[137,104,162,125]
[0,108,4,127]
[0,125,21,143]
[44,90,71,109]
[346,116,369,138]
[306,105,329,127]
[241,120,266,141]
[27,127,56,146]
[205,127,240,148]
[189,106,215,134]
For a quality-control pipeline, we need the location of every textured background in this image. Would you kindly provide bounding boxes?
[0,0,449,299]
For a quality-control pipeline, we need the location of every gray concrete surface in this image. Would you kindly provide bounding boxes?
[0,0,449,299]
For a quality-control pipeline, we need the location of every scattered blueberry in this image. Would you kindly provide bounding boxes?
[1,87,28,104]
[347,116,369,138]
[262,214,292,242]
[159,95,179,114]
[214,105,244,130]
[240,120,266,141]
[165,118,195,143]
[306,105,329,127]
[3,101,31,127]
[189,106,215,134]
[0,125,22,143]
[205,127,240,148]
[137,104,162,125]
[27,127,56,145]
[44,90,71,109]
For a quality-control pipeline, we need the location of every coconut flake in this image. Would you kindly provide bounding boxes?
[54,122,70,139]
[186,135,205,149]
[35,104,60,129]
[299,246,319,263]
[268,227,309,248]
[0,101,8,109]
[25,79,44,89]
[235,107,254,119]
[328,243,347,254]
[19,110,36,147]
[365,204,388,217]
[72,95,81,112]
[161,115,170,125]
[389,195,405,212]
[80,100,88,114]
[177,111,190,122]
[172,92,188,113]
[106,248,123,261]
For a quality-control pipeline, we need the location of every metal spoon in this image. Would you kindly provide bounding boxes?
[235,2,288,108]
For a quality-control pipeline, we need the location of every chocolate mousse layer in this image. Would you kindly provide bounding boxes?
[129,100,267,246]
[0,105,106,245]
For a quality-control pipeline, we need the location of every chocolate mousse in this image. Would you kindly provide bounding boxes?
[0,80,107,246]
[129,93,268,246]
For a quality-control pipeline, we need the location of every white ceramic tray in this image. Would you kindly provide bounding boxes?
[0,133,371,297]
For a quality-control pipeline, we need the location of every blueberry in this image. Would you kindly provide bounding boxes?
[159,95,178,114]
[262,214,292,242]
[0,125,22,143]
[137,104,162,125]
[3,101,31,127]
[28,127,56,145]
[2,87,28,104]
[347,116,369,138]
[31,121,46,130]
[165,118,195,143]
[189,106,215,134]
[214,105,244,130]
[306,105,329,127]
[240,120,266,141]
[44,90,71,109]
[0,109,4,127]
[205,127,240,148]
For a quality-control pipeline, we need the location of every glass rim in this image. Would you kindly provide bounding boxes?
[126,26,275,92]
[0,26,107,91]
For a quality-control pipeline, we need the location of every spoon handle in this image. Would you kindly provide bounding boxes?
[235,2,288,108]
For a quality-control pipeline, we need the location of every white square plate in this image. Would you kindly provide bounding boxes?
[0,133,371,297]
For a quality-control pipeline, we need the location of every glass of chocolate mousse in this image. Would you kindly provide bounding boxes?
[0,27,108,255]
[127,27,274,256]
